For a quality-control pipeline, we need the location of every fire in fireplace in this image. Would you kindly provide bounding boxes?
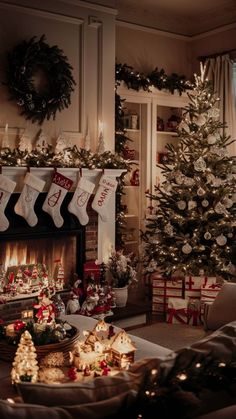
[0,192,85,296]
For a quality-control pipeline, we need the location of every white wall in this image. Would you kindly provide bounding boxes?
[116,24,192,78]
[0,0,116,151]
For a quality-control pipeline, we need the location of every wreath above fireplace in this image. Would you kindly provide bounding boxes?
[5,35,76,125]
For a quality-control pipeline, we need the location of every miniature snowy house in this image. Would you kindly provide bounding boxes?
[109,330,136,367]
[72,321,136,372]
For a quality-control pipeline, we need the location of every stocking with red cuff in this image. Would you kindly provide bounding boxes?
[42,171,73,228]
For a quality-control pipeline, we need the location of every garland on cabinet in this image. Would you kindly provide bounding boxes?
[115,63,192,95]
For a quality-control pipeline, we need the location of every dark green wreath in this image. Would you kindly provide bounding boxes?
[5,35,76,124]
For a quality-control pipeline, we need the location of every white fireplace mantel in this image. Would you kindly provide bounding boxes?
[1,166,126,263]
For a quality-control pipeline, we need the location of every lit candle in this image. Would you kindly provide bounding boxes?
[84,117,91,151]
[2,123,10,148]
[97,120,105,154]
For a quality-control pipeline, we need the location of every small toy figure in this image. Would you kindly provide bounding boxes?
[66,292,80,314]
[33,288,56,324]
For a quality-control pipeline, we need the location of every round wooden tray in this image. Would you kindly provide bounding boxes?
[0,326,80,363]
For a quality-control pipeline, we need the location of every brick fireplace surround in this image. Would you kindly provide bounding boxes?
[0,167,125,320]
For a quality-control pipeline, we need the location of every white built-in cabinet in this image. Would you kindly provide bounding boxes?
[117,85,189,256]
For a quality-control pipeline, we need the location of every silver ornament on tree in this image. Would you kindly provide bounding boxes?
[164,222,174,236]
[194,157,206,172]
[197,187,205,196]
[204,231,212,240]
[223,198,233,209]
[202,199,209,207]
[194,114,206,126]
[208,107,220,119]
[215,202,227,215]
[184,177,195,187]
[207,134,217,145]
[216,234,227,246]
[177,200,186,210]
[182,243,192,254]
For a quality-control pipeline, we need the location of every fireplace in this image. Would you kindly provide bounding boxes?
[0,192,85,294]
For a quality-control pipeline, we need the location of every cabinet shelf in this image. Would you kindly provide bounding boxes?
[124,240,138,245]
[124,214,138,219]
[156,130,178,136]
[126,128,140,133]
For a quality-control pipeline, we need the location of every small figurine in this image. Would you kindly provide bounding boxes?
[66,292,80,314]
[33,288,56,324]
[130,169,139,186]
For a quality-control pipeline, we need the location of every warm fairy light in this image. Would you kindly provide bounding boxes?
[195,363,201,368]
[218,362,226,367]
[177,372,187,381]
[151,368,158,375]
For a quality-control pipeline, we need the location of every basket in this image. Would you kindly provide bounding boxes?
[0,325,80,363]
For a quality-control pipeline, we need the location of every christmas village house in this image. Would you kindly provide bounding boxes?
[72,320,136,369]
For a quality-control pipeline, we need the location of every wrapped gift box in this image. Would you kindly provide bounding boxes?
[167,297,188,324]
[83,262,101,281]
[200,276,221,315]
[152,274,184,315]
[187,299,201,326]
[185,276,202,299]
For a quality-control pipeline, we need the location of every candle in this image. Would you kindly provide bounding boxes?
[97,120,105,154]
[84,117,91,151]
[2,123,10,148]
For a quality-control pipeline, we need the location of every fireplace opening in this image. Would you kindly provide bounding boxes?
[0,192,85,297]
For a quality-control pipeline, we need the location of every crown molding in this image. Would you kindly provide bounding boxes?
[191,21,236,40]
[55,0,117,15]
[116,18,236,42]
[116,19,191,41]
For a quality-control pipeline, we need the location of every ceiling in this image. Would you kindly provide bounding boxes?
[84,0,236,37]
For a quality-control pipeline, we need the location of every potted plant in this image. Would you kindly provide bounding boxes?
[106,250,138,307]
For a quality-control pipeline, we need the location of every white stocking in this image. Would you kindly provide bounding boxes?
[0,174,16,231]
[92,174,117,222]
[42,171,73,228]
[14,172,45,227]
[68,177,95,225]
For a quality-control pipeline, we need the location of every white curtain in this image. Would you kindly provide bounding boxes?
[203,54,236,156]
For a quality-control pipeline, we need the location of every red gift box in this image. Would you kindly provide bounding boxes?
[83,262,101,281]
[152,274,184,315]
[185,276,201,299]
[167,298,188,324]
[200,276,221,315]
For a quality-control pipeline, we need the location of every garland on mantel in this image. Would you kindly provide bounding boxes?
[115,63,193,95]
[0,145,129,170]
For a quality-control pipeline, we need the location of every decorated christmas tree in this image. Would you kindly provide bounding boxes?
[11,330,39,384]
[141,73,236,280]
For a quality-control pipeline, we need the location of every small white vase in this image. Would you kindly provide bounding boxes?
[113,286,128,308]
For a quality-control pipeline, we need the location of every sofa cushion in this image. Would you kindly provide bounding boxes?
[196,405,236,419]
[0,390,136,419]
[17,370,141,407]
[205,283,236,330]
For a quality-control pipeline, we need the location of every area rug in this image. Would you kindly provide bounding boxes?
[130,322,206,351]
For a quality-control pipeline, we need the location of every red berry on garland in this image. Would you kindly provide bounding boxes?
[102,367,110,376]
[68,367,77,381]
[100,360,107,369]
[14,320,26,332]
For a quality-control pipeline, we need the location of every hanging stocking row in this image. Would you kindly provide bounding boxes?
[0,171,117,231]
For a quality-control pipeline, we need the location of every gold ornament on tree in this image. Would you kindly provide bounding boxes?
[11,330,39,384]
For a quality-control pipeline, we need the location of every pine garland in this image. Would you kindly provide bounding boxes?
[0,145,129,170]
[116,63,192,95]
